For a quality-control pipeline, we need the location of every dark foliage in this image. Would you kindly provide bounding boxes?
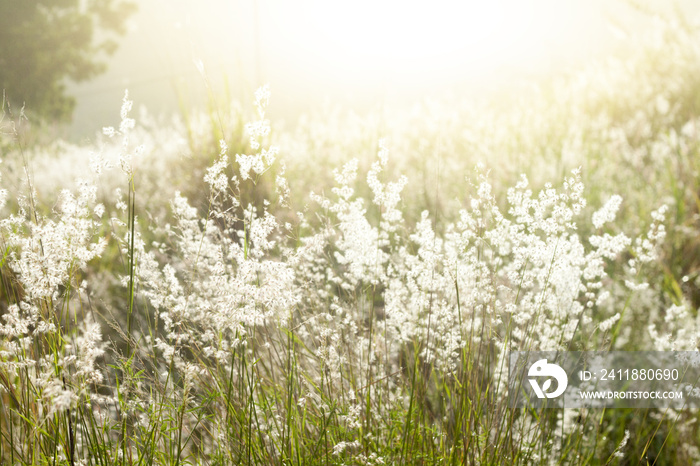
[0,0,136,122]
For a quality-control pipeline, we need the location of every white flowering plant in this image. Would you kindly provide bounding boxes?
[1,16,700,465]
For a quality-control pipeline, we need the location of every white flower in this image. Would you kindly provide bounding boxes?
[592,195,622,229]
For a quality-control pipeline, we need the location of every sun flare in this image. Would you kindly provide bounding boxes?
[303,0,542,75]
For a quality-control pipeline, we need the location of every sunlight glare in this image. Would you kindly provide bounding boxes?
[305,0,539,75]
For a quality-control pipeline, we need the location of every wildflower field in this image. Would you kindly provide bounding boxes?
[1,16,700,466]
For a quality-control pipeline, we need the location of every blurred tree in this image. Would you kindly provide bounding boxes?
[0,0,136,122]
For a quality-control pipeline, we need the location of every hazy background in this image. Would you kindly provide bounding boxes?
[67,0,700,140]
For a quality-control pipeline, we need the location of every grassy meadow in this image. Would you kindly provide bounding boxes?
[1,14,700,465]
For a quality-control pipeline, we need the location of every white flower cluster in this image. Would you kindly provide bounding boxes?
[103,90,144,178]
[236,85,279,181]
[0,149,109,434]
[138,88,299,385]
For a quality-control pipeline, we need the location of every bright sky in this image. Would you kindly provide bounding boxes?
[68,0,698,139]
